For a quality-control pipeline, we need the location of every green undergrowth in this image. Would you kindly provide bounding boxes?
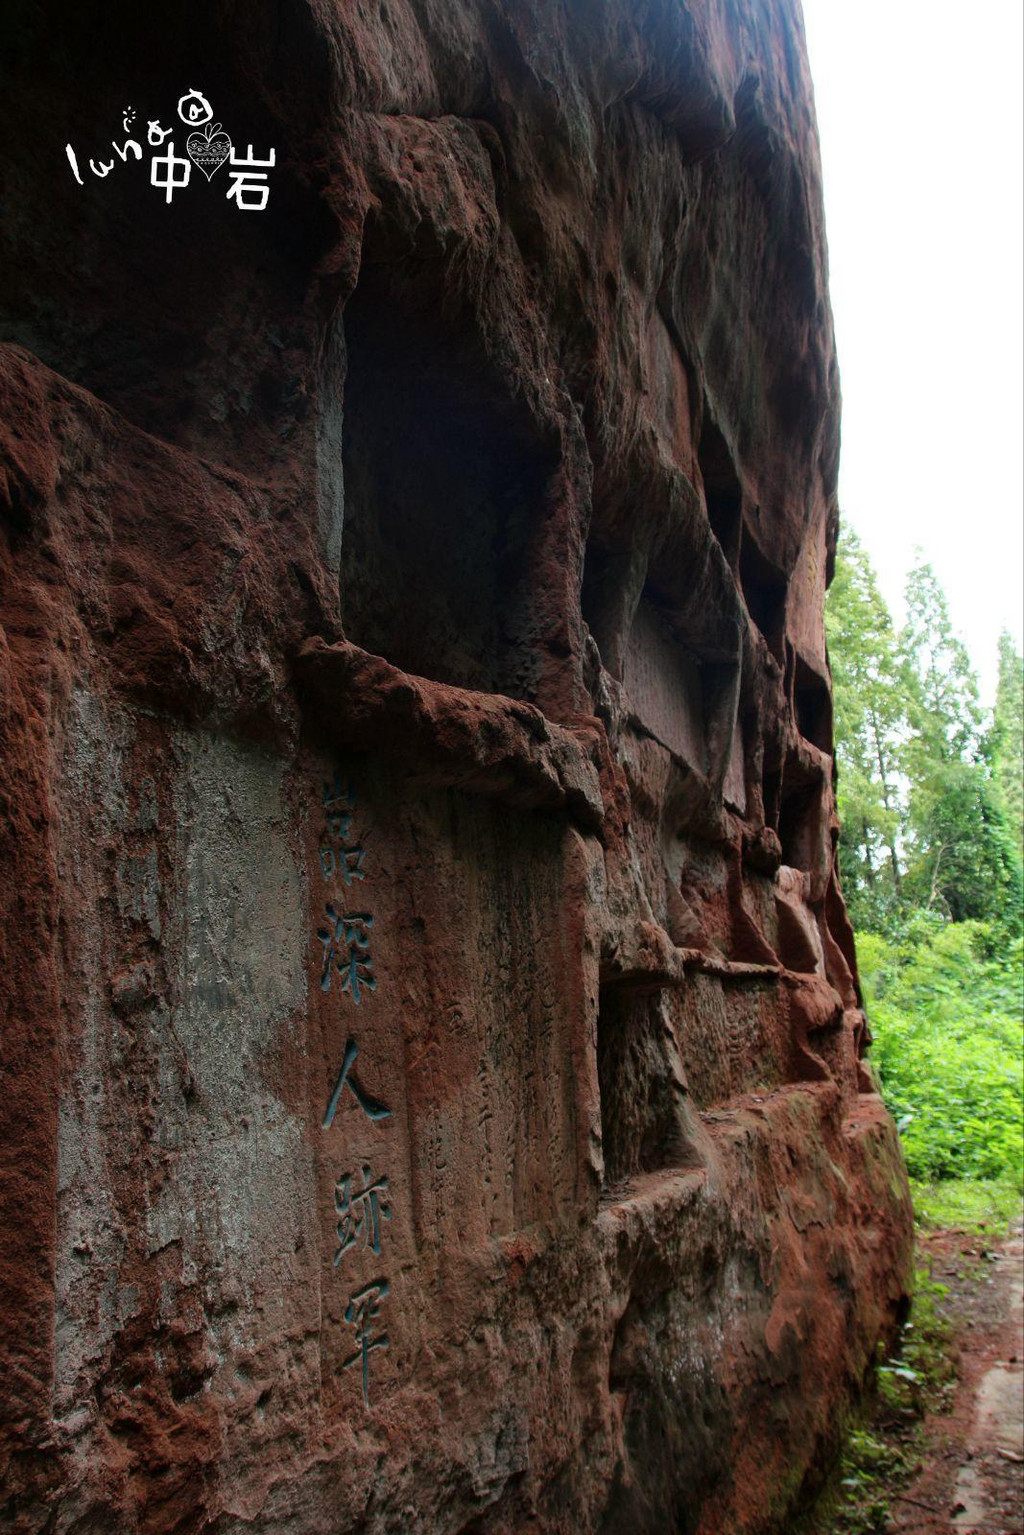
[911,1175,1023,1236]
[792,1176,1015,1535]
[859,921,1024,1186]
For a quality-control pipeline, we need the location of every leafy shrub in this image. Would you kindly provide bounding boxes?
[860,919,1023,1183]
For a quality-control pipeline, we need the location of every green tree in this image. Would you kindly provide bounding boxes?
[899,558,1020,929]
[826,529,908,929]
[828,529,1023,1193]
[990,630,1024,851]
[900,558,982,769]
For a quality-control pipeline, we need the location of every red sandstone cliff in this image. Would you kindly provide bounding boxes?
[0,2,912,1530]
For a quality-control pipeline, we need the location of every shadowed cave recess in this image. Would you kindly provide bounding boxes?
[0,0,912,1532]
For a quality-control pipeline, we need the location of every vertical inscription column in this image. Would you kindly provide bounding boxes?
[313,771,394,1409]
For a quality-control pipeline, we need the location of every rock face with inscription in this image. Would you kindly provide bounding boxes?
[0,1,912,1531]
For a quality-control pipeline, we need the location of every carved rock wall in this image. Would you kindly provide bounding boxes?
[0,1,912,1531]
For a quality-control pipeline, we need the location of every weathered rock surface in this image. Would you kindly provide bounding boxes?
[0,1,912,1530]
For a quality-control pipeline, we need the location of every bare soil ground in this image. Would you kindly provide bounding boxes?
[887,1225,1023,1534]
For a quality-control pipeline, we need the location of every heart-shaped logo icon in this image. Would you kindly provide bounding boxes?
[187,125,231,180]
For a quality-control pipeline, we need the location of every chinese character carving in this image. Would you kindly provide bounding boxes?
[343,1281,389,1408]
[318,774,366,881]
[334,1164,391,1265]
[318,838,366,884]
[322,1037,390,1129]
[318,907,375,999]
[322,771,355,812]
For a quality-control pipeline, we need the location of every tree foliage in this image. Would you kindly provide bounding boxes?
[826,529,1023,1186]
[826,532,1023,935]
[825,529,905,929]
[991,630,1024,850]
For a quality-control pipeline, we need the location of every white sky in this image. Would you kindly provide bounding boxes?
[801,0,1023,703]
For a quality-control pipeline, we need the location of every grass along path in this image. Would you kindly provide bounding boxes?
[798,1181,1023,1534]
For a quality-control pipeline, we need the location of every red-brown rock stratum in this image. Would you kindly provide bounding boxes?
[0,1,912,1530]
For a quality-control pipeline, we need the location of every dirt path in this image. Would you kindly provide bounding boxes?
[888,1225,1023,1534]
